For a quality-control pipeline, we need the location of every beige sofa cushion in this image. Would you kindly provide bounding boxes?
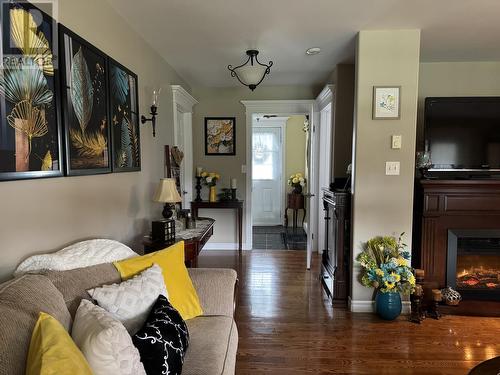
[183,316,238,375]
[0,274,71,375]
[40,263,121,317]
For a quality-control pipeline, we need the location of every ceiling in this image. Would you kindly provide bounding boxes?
[106,0,500,88]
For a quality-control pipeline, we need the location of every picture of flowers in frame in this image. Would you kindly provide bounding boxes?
[108,58,140,172]
[373,86,401,120]
[59,25,111,176]
[0,2,63,181]
[205,117,236,156]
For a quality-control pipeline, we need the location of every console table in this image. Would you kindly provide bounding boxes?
[191,201,243,252]
[143,218,215,268]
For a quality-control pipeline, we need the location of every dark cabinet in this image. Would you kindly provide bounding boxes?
[321,189,351,304]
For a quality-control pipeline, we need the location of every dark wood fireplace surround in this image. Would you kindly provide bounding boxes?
[414,179,500,316]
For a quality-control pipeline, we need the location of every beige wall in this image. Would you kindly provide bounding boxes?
[192,86,315,245]
[417,62,500,148]
[0,0,188,281]
[351,30,421,305]
[285,115,307,225]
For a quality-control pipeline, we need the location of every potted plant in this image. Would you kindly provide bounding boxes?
[200,172,220,202]
[287,173,306,194]
[357,234,415,320]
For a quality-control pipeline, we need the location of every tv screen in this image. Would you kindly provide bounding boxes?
[425,97,500,170]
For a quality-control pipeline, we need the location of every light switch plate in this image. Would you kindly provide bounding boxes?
[386,161,400,175]
[391,135,402,149]
[241,165,247,174]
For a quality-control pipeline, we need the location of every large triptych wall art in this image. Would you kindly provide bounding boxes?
[0,3,63,181]
[59,25,111,176]
[109,59,140,172]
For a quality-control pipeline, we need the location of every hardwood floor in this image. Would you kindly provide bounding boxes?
[198,250,500,375]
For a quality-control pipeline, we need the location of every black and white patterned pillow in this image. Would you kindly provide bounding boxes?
[132,295,189,375]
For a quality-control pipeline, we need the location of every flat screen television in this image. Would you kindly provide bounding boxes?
[425,97,500,172]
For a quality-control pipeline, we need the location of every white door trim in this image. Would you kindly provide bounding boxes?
[171,85,198,208]
[241,100,318,269]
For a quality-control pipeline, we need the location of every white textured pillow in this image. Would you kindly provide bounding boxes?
[88,264,168,335]
[14,239,137,276]
[72,299,146,375]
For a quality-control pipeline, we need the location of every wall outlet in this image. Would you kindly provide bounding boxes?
[386,161,400,175]
[391,135,402,149]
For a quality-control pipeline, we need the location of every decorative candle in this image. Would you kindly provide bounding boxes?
[196,167,203,177]
[231,178,237,189]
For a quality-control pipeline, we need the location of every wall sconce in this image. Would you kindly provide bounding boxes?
[141,88,161,137]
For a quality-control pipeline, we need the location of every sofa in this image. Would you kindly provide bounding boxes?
[0,262,238,375]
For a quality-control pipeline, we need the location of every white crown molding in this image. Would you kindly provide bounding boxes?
[171,85,198,113]
[316,84,335,112]
[241,100,317,114]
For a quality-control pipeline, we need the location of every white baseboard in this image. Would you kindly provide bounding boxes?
[349,297,411,314]
[203,242,251,251]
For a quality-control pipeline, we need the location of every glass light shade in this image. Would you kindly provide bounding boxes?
[153,178,182,203]
[235,65,267,86]
[152,88,161,107]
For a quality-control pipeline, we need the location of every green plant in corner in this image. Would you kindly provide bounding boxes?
[357,233,415,295]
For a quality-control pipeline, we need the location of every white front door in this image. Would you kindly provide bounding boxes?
[252,127,283,226]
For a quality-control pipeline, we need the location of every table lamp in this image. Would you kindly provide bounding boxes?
[153,178,182,219]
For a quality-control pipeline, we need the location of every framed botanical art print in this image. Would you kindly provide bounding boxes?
[0,2,63,181]
[59,25,111,176]
[373,86,401,120]
[205,117,236,156]
[108,58,140,172]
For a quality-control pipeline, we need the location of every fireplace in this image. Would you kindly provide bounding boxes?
[447,230,500,300]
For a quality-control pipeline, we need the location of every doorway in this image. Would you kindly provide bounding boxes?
[251,115,308,250]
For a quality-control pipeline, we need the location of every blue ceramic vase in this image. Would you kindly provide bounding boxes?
[375,291,402,320]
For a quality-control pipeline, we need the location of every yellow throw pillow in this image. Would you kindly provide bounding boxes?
[114,241,203,320]
[26,312,93,375]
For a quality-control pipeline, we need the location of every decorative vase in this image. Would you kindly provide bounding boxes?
[375,291,402,321]
[293,185,303,194]
[441,287,461,306]
[209,186,217,202]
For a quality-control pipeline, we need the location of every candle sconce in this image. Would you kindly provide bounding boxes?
[141,89,161,137]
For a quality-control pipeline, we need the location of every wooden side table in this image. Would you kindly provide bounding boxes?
[143,218,215,268]
[284,193,305,230]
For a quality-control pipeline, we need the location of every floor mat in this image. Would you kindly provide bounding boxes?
[252,226,306,250]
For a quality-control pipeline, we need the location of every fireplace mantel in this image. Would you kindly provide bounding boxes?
[414,179,500,315]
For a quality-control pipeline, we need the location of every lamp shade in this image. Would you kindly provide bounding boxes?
[236,65,268,86]
[153,178,182,203]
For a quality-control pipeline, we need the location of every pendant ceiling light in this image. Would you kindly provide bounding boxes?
[228,50,273,91]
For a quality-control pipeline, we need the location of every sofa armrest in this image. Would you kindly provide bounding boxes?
[188,268,237,318]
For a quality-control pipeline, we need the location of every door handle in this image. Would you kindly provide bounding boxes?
[304,193,315,198]
[182,190,188,195]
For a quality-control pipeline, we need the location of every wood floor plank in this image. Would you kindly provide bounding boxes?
[197,250,500,374]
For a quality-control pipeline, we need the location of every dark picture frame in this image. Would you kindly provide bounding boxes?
[108,58,141,172]
[59,25,111,176]
[204,117,236,156]
[0,2,64,181]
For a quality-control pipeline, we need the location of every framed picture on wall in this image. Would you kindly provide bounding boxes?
[108,58,141,172]
[0,2,64,181]
[372,86,401,120]
[59,25,111,176]
[204,117,236,155]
